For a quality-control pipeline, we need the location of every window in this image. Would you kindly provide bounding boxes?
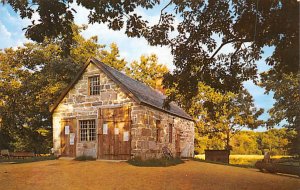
[89,76,100,95]
[143,113,149,125]
[80,120,96,141]
[132,115,137,124]
[156,120,161,142]
[168,123,173,143]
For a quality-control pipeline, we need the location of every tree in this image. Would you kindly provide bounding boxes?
[195,129,296,155]
[257,128,296,155]
[194,133,225,154]
[179,83,264,151]
[0,28,96,152]
[0,25,128,152]
[4,0,298,98]
[98,43,127,71]
[126,54,169,91]
[231,131,260,155]
[260,72,300,155]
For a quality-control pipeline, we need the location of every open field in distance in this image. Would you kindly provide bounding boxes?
[194,154,293,166]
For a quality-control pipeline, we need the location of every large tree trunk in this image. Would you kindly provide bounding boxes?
[225,130,230,150]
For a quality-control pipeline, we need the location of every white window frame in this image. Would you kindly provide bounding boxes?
[89,75,100,95]
[79,120,96,142]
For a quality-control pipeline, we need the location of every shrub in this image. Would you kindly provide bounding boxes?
[74,155,96,161]
[127,157,184,167]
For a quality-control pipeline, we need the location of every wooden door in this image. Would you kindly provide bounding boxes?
[60,119,77,157]
[98,106,131,160]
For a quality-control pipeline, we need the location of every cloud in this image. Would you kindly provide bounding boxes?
[0,6,31,49]
[0,20,11,37]
[72,3,175,70]
[134,7,161,25]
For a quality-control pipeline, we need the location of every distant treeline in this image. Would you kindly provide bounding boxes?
[195,128,296,155]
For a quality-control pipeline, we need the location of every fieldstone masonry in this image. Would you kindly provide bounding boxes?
[130,105,194,159]
[52,62,194,159]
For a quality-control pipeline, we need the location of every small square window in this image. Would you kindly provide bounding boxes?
[89,76,100,95]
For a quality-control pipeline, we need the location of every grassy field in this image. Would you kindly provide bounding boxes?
[194,154,292,166]
[0,159,299,190]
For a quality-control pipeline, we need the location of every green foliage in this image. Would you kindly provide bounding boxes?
[126,54,169,91]
[5,1,298,97]
[257,128,296,156]
[127,157,184,167]
[260,72,300,155]
[231,131,261,155]
[0,25,128,153]
[74,155,96,161]
[261,73,300,129]
[195,129,295,156]
[0,128,13,150]
[194,135,224,155]
[98,43,127,71]
[0,26,93,153]
[174,82,264,151]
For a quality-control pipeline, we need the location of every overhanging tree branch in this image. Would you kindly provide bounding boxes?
[209,38,251,60]
[158,0,172,25]
[231,43,243,60]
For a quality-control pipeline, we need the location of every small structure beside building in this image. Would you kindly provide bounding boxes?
[205,150,230,164]
[50,58,194,160]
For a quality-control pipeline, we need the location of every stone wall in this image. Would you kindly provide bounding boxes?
[52,62,194,159]
[53,63,133,158]
[130,104,194,160]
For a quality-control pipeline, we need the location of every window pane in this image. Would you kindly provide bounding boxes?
[80,120,96,142]
[89,76,100,95]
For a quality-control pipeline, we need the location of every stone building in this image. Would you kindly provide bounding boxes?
[50,58,194,160]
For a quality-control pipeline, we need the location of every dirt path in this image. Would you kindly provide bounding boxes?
[0,160,299,190]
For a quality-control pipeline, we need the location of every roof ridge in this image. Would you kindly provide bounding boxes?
[50,57,193,121]
[92,57,166,97]
[91,57,193,121]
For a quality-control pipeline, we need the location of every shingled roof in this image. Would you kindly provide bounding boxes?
[50,58,193,121]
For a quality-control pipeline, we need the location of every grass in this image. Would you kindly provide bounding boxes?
[192,157,255,169]
[0,155,57,164]
[194,154,292,167]
[127,157,184,167]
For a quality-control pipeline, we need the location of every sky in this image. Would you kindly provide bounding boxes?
[0,4,278,131]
